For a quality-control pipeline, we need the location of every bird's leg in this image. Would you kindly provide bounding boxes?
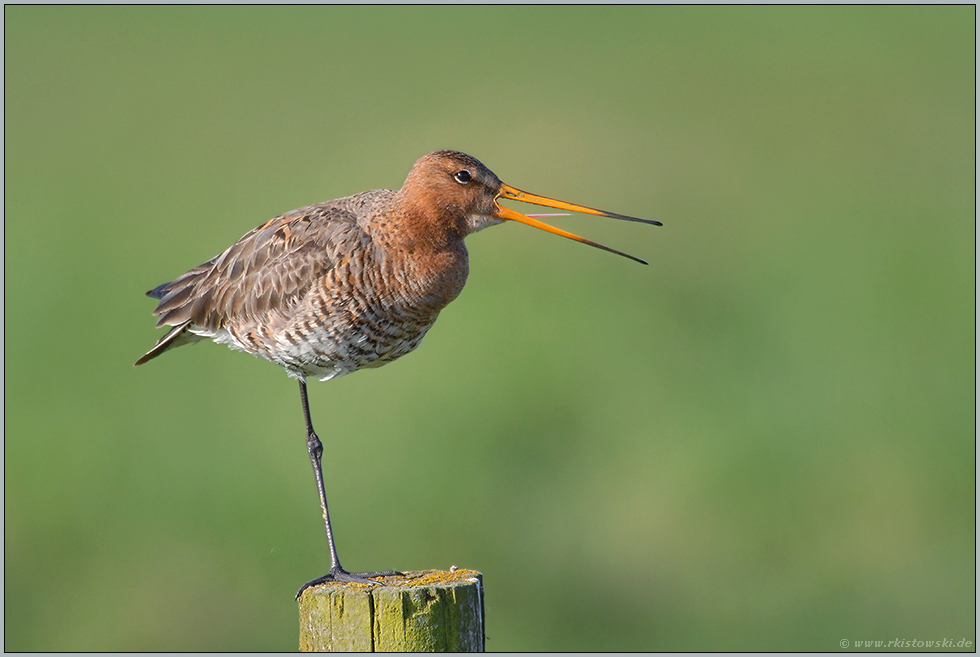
[300,379,343,574]
[295,379,399,599]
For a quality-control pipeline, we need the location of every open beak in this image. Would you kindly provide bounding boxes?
[493,183,660,265]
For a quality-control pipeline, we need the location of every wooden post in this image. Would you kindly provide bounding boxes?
[298,569,485,652]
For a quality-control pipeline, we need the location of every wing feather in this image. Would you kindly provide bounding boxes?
[150,202,370,333]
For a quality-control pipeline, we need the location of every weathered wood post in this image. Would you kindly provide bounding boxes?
[298,569,485,652]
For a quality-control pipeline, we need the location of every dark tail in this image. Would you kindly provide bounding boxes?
[134,322,195,366]
[136,280,178,365]
[139,265,213,365]
[146,281,172,300]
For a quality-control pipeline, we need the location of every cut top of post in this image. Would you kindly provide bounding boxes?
[298,569,485,652]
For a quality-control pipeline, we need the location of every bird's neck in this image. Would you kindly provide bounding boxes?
[379,191,467,255]
[367,194,470,313]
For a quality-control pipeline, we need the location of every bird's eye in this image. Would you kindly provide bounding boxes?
[454,170,472,184]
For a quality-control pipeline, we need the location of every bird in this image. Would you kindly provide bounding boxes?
[135,150,660,598]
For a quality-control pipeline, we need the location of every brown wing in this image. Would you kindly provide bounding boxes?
[136,200,374,365]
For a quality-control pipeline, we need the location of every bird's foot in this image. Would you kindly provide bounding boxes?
[295,566,403,599]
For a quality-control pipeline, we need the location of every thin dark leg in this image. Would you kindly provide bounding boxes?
[300,378,343,573]
[295,379,399,599]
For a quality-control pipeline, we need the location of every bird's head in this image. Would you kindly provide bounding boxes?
[399,150,660,264]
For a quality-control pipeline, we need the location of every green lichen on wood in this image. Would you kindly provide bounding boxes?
[298,569,484,652]
[298,585,373,652]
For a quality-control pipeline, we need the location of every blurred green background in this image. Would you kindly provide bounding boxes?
[4,6,974,651]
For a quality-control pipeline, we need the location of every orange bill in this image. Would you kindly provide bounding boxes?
[493,183,660,265]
